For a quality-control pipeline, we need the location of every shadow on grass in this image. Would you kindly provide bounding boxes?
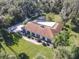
[72,26,79,33]
[71,19,79,33]
[6,46,29,59]
[18,53,29,59]
[3,35,15,46]
[73,47,79,59]
[1,29,22,46]
[7,46,18,58]
[0,43,7,55]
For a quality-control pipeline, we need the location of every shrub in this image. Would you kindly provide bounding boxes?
[54,30,71,47]
[34,53,46,59]
[53,47,71,59]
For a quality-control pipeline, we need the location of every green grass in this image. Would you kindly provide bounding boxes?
[70,31,79,47]
[65,19,79,47]
[2,38,53,59]
[43,13,62,22]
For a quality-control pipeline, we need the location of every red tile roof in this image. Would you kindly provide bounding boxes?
[24,22,63,39]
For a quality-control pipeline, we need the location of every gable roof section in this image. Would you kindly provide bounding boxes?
[25,21,63,39]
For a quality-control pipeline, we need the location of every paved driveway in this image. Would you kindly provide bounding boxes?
[7,24,24,33]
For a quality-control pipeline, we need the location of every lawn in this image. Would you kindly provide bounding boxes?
[2,38,53,59]
[43,13,62,22]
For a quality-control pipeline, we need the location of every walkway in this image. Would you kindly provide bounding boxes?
[23,36,53,48]
[23,36,42,45]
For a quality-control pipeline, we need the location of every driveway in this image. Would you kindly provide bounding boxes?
[7,24,24,33]
[7,24,42,45]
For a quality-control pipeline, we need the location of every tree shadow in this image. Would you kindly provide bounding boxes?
[18,53,29,59]
[1,29,22,46]
[73,47,79,59]
[72,26,79,33]
[1,30,14,46]
[7,46,17,56]
[71,19,79,33]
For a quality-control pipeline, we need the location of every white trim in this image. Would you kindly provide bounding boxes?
[37,22,56,27]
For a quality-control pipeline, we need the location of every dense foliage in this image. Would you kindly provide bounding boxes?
[0,0,79,27]
[0,0,79,59]
[54,30,71,47]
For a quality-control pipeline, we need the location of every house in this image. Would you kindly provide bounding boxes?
[24,21,63,44]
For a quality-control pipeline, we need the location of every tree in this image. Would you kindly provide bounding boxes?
[54,30,71,47]
[53,47,71,59]
[71,46,79,59]
[34,54,46,59]
[3,14,14,27]
[60,0,79,23]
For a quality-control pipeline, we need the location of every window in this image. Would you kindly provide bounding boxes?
[42,37,45,41]
[47,38,51,43]
[36,34,40,38]
[42,37,45,40]
[26,31,30,35]
[32,32,35,37]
